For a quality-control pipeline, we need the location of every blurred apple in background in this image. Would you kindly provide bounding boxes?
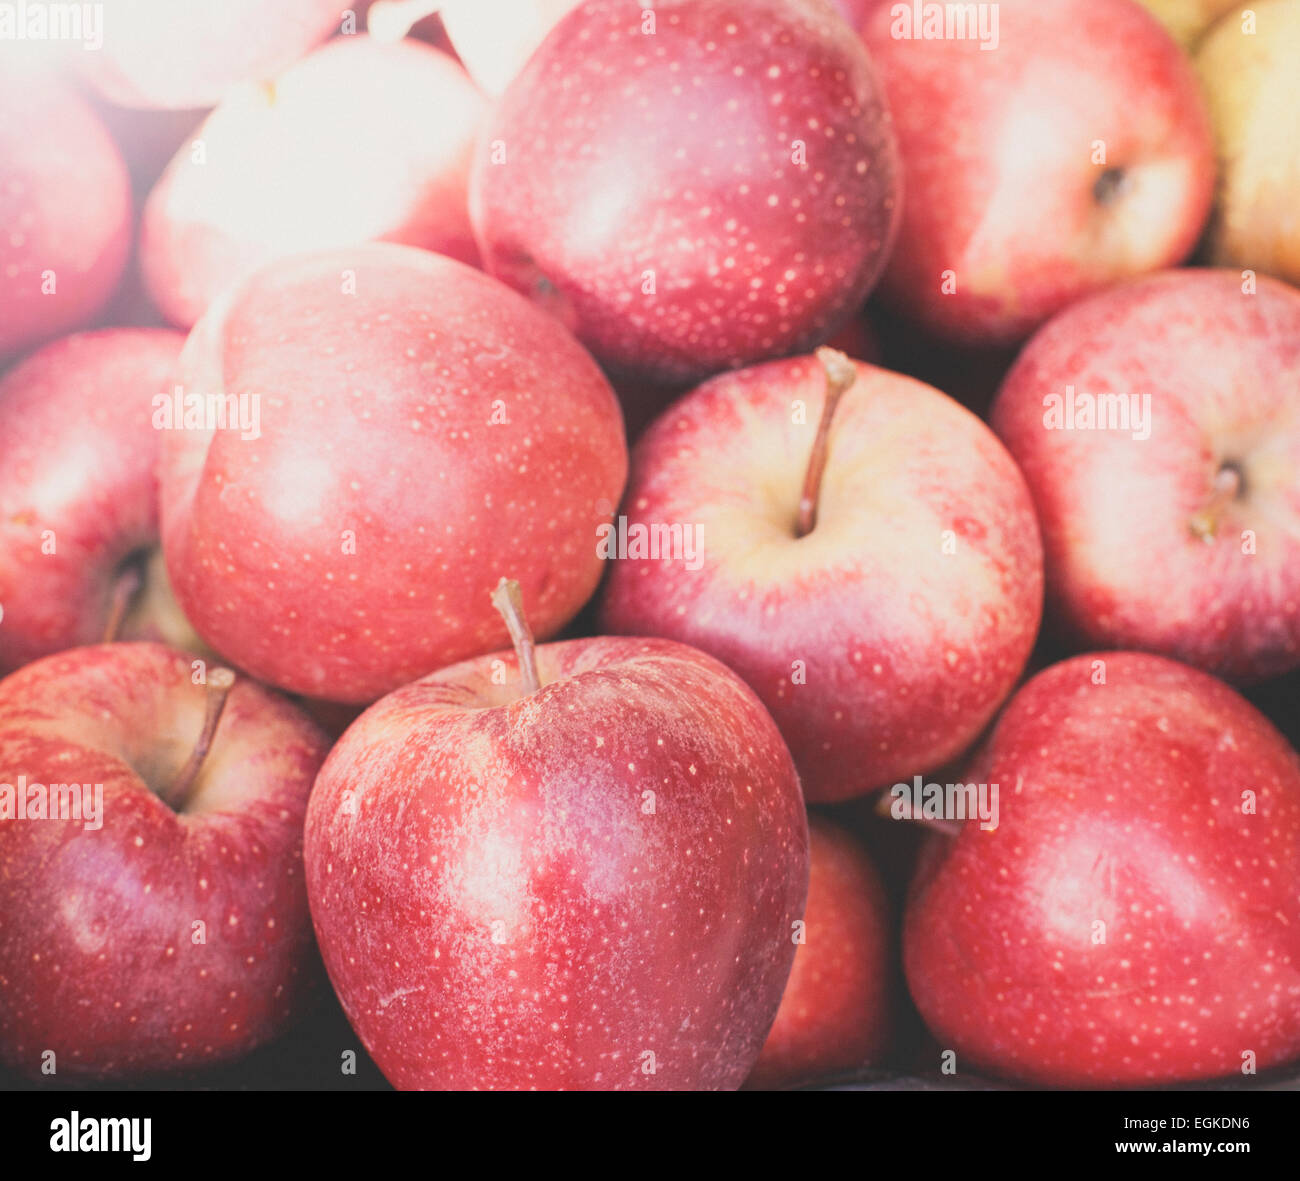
[1196,0,1300,289]
[306,585,809,1090]
[75,0,342,109]
[471,0,900,384]
[1137,0,1242,46]
[600,351,1043,803]
[0,67,131,360]
[162,244,627,703]
[0,329,206,674]
[747,814,892,1089]
[905,651,1300,1086]
[859,0,1215,346]
[141,36,486,328]
[0,643,330,1078]
[992,268,1300,683]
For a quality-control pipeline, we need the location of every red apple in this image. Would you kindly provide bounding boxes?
[0,328,207,675]
[161,244,628,703]
[859,0,1215,345]
[75,0,343,109]
[470,0,900,384]
[991,269,1300,683]
[905,650,1300,1086]
[599,350,1044,803]
[305,580,809,1090]
[140,36,487,329]
[0,66,131,359]
[746,814,892,1089]
[0,642,330,1078]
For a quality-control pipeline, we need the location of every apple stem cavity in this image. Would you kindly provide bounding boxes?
[1189,463,1243,543]
[103,561,144,644]
[491,577,541,695]
[1093,166,1131,206]
[165,668,237,809]
[796,348,859,539]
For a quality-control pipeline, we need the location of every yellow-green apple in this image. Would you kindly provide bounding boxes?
[991,268,1300,682]
[160,244,627,703]
[905,651,1300,1086]
[859,0,1215,345]
[0,643,330,1078]
[0,66,131,359]
[0,329,205,675]
[598,350,1044,802]
[74,0,343,109]
[746,814,892,1089]
[1137,0,1241,46]
[304,580,808,1090]
[1197,0,1300,288]
[140,36,487,328]
[470,0,900,384]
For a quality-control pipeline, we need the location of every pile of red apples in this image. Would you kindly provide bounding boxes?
[2,0,1299,1092]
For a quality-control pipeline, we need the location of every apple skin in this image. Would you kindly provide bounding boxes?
[304,634,809,1090]
[0,643,331,1079]
[0,68,131,360]
[599,355,1044,803]
[1138,0,1241,46]
[746,814,892,1089]
[859,0,1214,346]
[75,0,343,110]
[1197,0,1300,289]
[470,0,900,384]
[0,329,208,675]
[905,650,1300,1087]
[161,244,628,704]
[991,268,1300,683]
[140,36,487,329]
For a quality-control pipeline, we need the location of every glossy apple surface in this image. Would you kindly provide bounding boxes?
[141,36,487,328]
[859,0,1214,345]
[0,67,131,359]
[471,0,900,383]
[747,814,892,1088]
[75,0,343,109]
[991,269,1300,682]
[1197,0,1300,288]
[0,643,330,1078]
[599,354,1043,802]
[0,329,205,675]
[305,632,809,1090]
[905,651,1300,1086]
[161,244,628,703]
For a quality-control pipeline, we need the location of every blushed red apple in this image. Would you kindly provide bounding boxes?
[161,244,627,703]
[141,36,487,328]
[0,643,330,1078]
[905,650,1300,1086]
[0,328,204,675]
[991,268,1300,682]
[0,66,131,359]
[859,0,1215,345]
[304,581,808,1090]
[599,350,1043,802]
[747,814,892,1088]
[471,0,900,383]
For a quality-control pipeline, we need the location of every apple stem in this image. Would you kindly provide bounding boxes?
[102,563,144,644]
[491,578,542,695]
[796,348,859,539]
[1189,464,1242,543]
[874,789,965,837]
[367,0,443,42]
[165,669,236,809]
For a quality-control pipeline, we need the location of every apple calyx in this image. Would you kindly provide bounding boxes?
[1189,462,1244,543]
[491,577,541,695]
[796,348,859,539]
[367,0,442,43]
[103,558,145,643]
[163,668,236,810]
[1093,166,1131,207]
